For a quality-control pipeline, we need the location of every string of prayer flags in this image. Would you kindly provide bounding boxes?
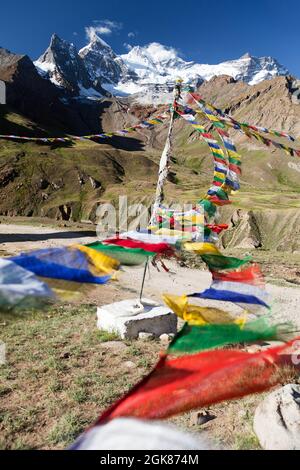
[176,108,229,189]
[188,93,298,144]
[73,85,300,434]
[187,93,300,158]
[189,94,242,192]
[0,113,169,144]
[148,206,204,242]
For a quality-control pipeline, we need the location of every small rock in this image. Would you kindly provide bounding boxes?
[190,411,216,426]
[124,361,137,369]
[254,384,300,450]
[138,332,154,341]
[39,178,49,190]
[59,352,70,360]
[244,341,285,354]
[160,334,170,344]
[100,341,127,351]
[89,176,102,189]
[238,409,247,419]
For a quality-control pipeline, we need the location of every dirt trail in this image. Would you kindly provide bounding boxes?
[0,223,97,255]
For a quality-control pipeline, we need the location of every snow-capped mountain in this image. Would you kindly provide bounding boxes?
[35,35,290,103]
[120,44,289,89]
[79,32,135,86]
[35,34,104,98]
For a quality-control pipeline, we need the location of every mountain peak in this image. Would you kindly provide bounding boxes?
[79,35,133,86]
[123,42,181,66]
[50,33,61,44]
[49,34,76,52]
[240,52,252,59]
[88,32,110,49]
[35,34,97,96]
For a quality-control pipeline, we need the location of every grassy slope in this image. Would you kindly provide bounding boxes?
[1,105,300,255]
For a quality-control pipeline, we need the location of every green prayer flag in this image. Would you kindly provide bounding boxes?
[168,318,286,355]
[86,242,155,266]
[200,199,217,217]
[201,254,252,270]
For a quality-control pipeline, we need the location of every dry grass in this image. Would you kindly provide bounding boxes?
[0,304,161,449]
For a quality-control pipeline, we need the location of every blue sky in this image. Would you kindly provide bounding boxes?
[1,0,299,76]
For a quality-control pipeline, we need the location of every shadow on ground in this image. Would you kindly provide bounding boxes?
[0,230,97,244]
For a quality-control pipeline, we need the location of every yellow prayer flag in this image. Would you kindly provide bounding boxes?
[163,294,244,326]
[75,245,120,275]
[184,242,221,255]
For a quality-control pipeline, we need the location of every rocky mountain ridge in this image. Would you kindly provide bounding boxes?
[34,34,291,103]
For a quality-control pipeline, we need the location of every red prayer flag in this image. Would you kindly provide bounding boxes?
[208,196,232,206]
[97,341,297,423]
[211,263,265,287]
[103,238,174,255]
[229,164,242,174]
[206,224,229,234]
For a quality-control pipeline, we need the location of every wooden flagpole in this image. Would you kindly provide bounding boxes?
[150,79,182,225]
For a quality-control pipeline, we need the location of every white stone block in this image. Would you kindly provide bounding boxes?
[97,298,177,339]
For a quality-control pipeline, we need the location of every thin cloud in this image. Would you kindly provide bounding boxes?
[85,19,123,40]
[97,26,112,35]
[123,43,133,51]
[128,32,135,38]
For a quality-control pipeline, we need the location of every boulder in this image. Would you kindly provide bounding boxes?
[97,299,177,340]
[190,410,216,426]
[254,384,300,450]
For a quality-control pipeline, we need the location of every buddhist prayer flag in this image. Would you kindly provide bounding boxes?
[0,258,55,309]
[86,241,154,266]
[10,247,114,284]
[201,254,252,271]
[97,341,296,423]
[163,294,241,325]
[102,238,174,256]
[168,318,286,355]
[211,263,265,286]
[189,281,270,309]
